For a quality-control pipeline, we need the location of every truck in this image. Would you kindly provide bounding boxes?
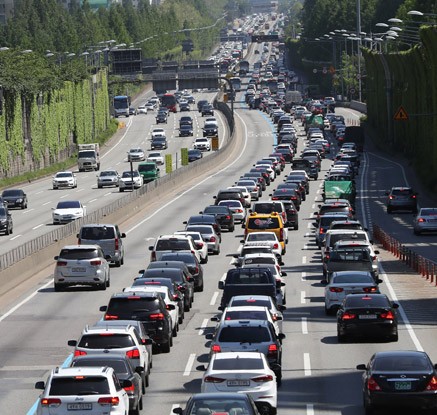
[344,126,365,152]
[323,180,356,206]
[138,161,160,183]
[284,90,302,111]
[218,267,281,310]
[78,143,100,172]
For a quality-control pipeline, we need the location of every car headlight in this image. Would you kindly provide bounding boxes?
[16,198,23,202]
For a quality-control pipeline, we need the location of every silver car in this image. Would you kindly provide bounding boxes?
[127,147,146,162]
[53,244,110,291]
[97,170,120,188]
[185,224,220,255]
[413,208,437,235]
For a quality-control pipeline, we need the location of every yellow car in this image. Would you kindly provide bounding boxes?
[244,211,287,253]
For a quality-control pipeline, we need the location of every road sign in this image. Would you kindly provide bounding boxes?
[394,106,409,121]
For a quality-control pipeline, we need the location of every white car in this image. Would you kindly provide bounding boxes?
[217,200,246,223]
[35,366,130,415]
[137,104,148,114]
[127,147,146,162]
[52,171,77,190]
[173,231,209,264]
[193,137,211,151]
[228,186,251,207]
[204,117,218,127]
[96,170,120,188]
[145,102,156,111]
[52,200,86,224]
[146,151,164,165]
[151,128,166,139]
[124,285,179,336]
[200,352,277,415]
[242,231,283,259]
[119,170,143,191]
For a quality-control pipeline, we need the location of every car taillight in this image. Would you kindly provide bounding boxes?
[389,195,395,200]
[98,397,120,406]
[341,312,356,320]
[367,377,381,391]
[252,375,274,382]
[104,314,119,320]
[236,209,243,213]
[418,218,426,223]
[210,236,216,243]
[426,376,437,391]
[172,294,180,301]
[273,243,279,249]
[319,228,324,234]
[41,398,61,407]
[115,238,119,251]
[211,344,221,353]
[380,311,395,319]
[272,197,278,200]
[411,195,416,199]
[267,344,278,356]
[363,287,378,293]
[74,350,87,357]
[124,384,135,392]
[90,260,102,266]
[57,261,68,266]
[151,251,156,261]
[204,376,225,383]
[329,287,343,293]
[149,313,165,320]
[126,348,140,358]
[77,238,81,245]
[226,215,231,220]
[279,228,284,240]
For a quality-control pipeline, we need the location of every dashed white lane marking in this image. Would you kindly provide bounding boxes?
[306,404,314,415]
[59,194,69,199]
[210,291,219,306]
[301,272,306,281]
[199,319,208,336]
[42,201,52,206]
[10,235,22,241]
[302,256,307,264]
[22,208,35,214]
[183,353,196,376]
[300,291,306,304]
[76,188,84,192]
[302,317,308,334]
[32,224,44,230]
[88,198,98,203]
[307,222,312,229]
[304,353,311,376]
[104,192,112,196]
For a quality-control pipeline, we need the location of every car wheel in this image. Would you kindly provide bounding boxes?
[141,373,147,394]
[387,207,392,214]
[364,399,375,415]
[106,274,110,288]
[215,246,220,255]
[98,282,106,291]
[201,255,208,264]
[184,302,190,312]
[131,401,141,415]
[390,331,399,342]
[119,188,124,192]
[229,225,235,232]
[161,341,171,353]
[414,229,421,235]
[172,324,178,337]
[198,280,204,292]
[337,331,347,343]
[115,259,121,267]
[139,396,143,411]
[121,256,124,265]
[98,185,102,189]
[5,226,10,235]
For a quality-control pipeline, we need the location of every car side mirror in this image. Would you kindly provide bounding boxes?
[211,316,219,322]
[173,408,183,415]
[135,366,144,373]
[99,305,107,312]
[148,246,153,251]
[67,340,77,347]
[121,233,126,238]
[376,279,383,284]
[54,256,59,260]
[35,381,45,390]
[196,364,207,371]
[356,364,366,371]
[205,333,214,340]
[278,333,286,340]
[392,303,399,309]
[374,250,380,255]
[281,271,287,277]
[218,281,224,290]
[166,304,176,310]
[182,221,187,225]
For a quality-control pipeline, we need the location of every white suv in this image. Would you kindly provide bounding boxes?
[67,325,151,393]
[35,366,130,415]
[148,234,200,262]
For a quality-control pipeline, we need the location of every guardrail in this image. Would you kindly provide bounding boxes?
[373,224,437,284]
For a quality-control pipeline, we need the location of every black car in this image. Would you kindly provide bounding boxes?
[197,99,208,112]
[151,136,168,150]
[183,214,222,240]
[386,186,418,213]
[203,123,218,137]
[179,116,193,127]
[201,205,235,232]
[156,111,168,124]
[179,124,194,137]
[71,354,143,414]
[357,350,437,413]
[201,104,214,116]
[158,255,204,293]
[281,200,299,230]
[132,276,185,323]
[270,188,301,210]
[179,102,190,112]
[188,149,203,162]
[0,206,13,235]
[142,267,195,311]
[337,293,399,342]
[1,189,27,209]
[100,292,175,353]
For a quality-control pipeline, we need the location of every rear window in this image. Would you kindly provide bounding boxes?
[329,233,366,247]
[204,206,229,214]
[212,358,264,370]
[373,355,431,372]
[248,217,280,230]
[217,192,241,199]
[331,223,362,230]
[320,216,348,227]
[49,377,109,395]
[226,270,271,284]
[224,310,267,321]
[218,326,271,343]
[252,203,284,213]
[243,257,275,265]
[107,297,160,315]
[231,299,271,308]
[332,274,373,284]
[344,295,390,308]
[330,249,371,261]
[78,334,134,349]
[320,206,350,215]
[160,254,195,265]
[392,188,413,196]
[156,239,190,250]
[80,226,115,240]
[59,248,99,260]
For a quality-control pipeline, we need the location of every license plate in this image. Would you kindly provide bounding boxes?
[395,381,411,390]
[67,403,92,410]
[359,314,377,319]
[72,267,86,272]
[227,380,250,387]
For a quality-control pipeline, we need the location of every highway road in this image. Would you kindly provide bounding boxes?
[0,89,228,255]
[0,87,436,415]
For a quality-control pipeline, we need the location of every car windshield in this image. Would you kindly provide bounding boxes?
[48,377,110,396]
[189,399,251,415]
[100,171,117,177]
[59,248,98,260]
[373,355,431,372]
[56,201,80,209]
[212,358,264,370]
[160,254,195,265]
[78,334,134,349]
[218,326,270,343]
[122,171,139,178]
[56,172,72,178]
[2,189,22,196]
[80,226,115,240]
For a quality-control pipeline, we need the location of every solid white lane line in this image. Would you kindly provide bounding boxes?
[301,272,306,281]
[42,201,52,206]
[59,194,69,199]
[104,192,112,196]
[88,199,98,203]
[32,224,44,230]
[10,235,22,241]
[304,353,311,376]
[22,208,35,214]
[199,319,208,336]
[302,256,307,264]
[210,292,219,306]
[306,404,314,415]
[301,317,308,334]
[183,353,196,376]
[300,291,306,304]
[75,188,85,192]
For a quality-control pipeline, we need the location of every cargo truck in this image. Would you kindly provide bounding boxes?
[78,143,100,172]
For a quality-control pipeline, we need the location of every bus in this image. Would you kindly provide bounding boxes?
[230,77,242,92]
[113,95,130,117]
[161,93,177,113]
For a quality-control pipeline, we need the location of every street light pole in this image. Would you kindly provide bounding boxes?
[356,0,362,102]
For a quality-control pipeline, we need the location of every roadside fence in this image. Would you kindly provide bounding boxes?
[373,224,437,284]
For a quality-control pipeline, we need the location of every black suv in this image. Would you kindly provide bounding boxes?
[156,111,168,124]
[201,104,214,116]
[179,116,193,127]
[1,188,27,209]
[0,206,13,235]
[386,186,418,213]
[202,205,235,232]
[197,99,208,112]
[100,292,174,353]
